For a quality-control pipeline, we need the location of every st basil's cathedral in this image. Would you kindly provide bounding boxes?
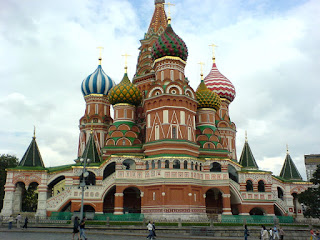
[1,0,311,221]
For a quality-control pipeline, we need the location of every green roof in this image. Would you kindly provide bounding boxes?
[279,153,302,180]
[81,133,101,163]
[19,136,45,168]
[239,141,258,169]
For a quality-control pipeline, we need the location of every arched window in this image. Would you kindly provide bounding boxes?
[195,163,198,171]
[246,180,253,192]
[146,161,149,170]
[151,160,155,169]
[173,160,180,169]
[103,162,115,180]
[158,160,161,169]
[199,163,202,171]
[123,159,136,170]
[80,171,96,185]
[277,187,284,200]
[228,165,238,183]
[191,162,194,170]
[258,180,265,192]
[210,162,221,172]
[184,160,188,169]
[165,160,169,169]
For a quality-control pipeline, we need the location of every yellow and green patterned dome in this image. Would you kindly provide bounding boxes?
[196,80,221,110]
[108,73,142,106]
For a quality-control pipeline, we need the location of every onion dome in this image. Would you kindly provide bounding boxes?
[81,64,115,96]
[108,73,142,106]
[196,80,221,110]
[204,63,236,102]
[151,24,188,61]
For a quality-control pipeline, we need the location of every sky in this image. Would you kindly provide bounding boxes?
[0,0,319,180]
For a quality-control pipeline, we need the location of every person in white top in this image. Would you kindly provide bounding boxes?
[16,214,22,228]
[147,221,154,240]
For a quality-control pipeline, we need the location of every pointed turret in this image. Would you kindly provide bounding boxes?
[81,132,101,163]
[239,133,258,169]
[279,147,302,180]
[147,0,167,37]
[19,129,45,168]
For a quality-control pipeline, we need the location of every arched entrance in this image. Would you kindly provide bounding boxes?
[205,188,223,217]
[274,205,283,216]
[47,175,65,198]
[103,186,115,213]
[22,182,39,212]
[249,207,265,215]
[123,187,141,213]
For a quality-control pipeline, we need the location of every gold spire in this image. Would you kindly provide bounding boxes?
[97,46,104,65]
[209,43,218,63]
[33,126,36,139]
[198,62,205,80]
[286,144,289,154]
[245,130,248,143]
[164,2,175,24]
[121,53,131,73]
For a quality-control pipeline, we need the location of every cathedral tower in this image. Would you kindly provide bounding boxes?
[78,53,115,158]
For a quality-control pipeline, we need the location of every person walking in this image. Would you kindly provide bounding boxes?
[273,225,280,239]
[22,216,28,229]
[261,225,269,240]
[147,221,154,240]
[79,217,87,240]
[269,228,273,240]
[152,221,156,239]
[72,216,80,240]
[8,215,13,229]
[279,227,284,240]
[244,225,249,240]
[16,214,22,228]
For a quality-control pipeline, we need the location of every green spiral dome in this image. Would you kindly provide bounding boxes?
[108,73,142,106]
[196,80,221,110]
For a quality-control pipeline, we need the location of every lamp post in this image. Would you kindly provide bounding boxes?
[79,157,91,221]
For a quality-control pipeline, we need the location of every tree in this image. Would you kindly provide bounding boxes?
[298,164,320,218]
[0,154,19,210]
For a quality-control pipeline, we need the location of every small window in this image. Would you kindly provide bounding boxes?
[151,160,155,169]
[122,139,126,145]
[210,162,221,172]
[173,160,180,169]
[184,160,188,169]
[258,180,265,192]
[165,160,169,169]
[191,162,194,170]
[172,126,177,139]
[195,163,198,171]
[146,161,149,170]
[246,180,253,192]
[158,160,161,169]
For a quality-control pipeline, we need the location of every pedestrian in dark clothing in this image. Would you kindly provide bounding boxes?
[152,221,156,239]
[8,215,13,229]
[22,216,28,229]
[79,217,87,240]
[72,216,80,240]
[244,224,249,240]
[279,227,284,240]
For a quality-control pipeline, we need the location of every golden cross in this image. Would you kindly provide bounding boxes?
[209,43,218,63]
[164,2,175,23]
[33,126,36,138]
[198,62,205,80]
[121,53,131,73]
[245,130,248,143]
[97,46,104,65]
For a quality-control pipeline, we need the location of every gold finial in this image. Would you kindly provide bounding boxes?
[90,121,93,134]
[286,144,289,154]
[121,53,131,73]
[209,43,218,63]
[245,130,248,143]
[164,2,175,24]
[33,126,36,139]
[97,46,104,65]
[198,62,205,80]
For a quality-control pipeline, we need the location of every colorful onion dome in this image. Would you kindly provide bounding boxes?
[108,73,142,106]
[204,63,236,102]
[151,24,188,61]
[196,80,221,110]
[81,65,115,96]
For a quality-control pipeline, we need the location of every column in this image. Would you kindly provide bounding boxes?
[114,193,123,215]
[36,185,48,217]
[222,193,232,215]
[0,185,15,217]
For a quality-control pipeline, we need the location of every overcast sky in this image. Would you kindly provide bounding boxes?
[1,0,319,180]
